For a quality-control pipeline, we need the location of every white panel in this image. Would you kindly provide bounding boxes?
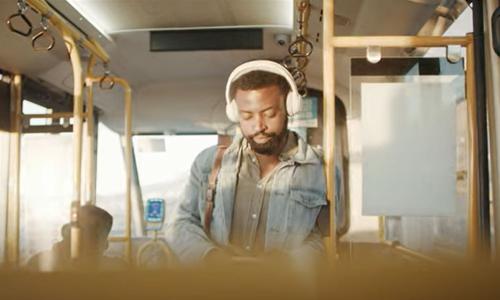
[362,82,458,216]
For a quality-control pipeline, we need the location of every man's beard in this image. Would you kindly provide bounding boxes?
[246,126,288,155]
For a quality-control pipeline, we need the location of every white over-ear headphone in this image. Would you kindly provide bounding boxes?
[225,60,303,123]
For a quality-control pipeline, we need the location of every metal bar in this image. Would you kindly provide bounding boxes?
[331,35,472,48]
[323,0,337,261]
[22,124,73,134]
[87,76,133,263]
[378,216,385,242]
[108,236,128,242]
[383,241,442,264]
[121,77,133,264]
[85,55,97,205]
[298,0,310,37]
[484,0,500,261]
[5,74,22,266]
[472,0,491,258]
[63,30,83,260]
[26,0,109,63]
[466,33,480,259]
[22,112,76,119]
[130,145,146,236]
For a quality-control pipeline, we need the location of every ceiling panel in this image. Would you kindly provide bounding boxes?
[65,0,293,33]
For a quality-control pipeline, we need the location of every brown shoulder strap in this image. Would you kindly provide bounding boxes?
[203,139,229,236]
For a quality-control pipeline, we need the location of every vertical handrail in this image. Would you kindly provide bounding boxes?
[63,29,84,260]
[471,0,491,258]
[86,76,133,263]
[323,0,338,261]
[122,79,132,263]
[5,74,22,266]
[466,34,480,259]
[484,0,500,261]
[85,55,97,205]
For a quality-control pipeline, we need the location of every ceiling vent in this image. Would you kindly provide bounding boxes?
[150,28,263,52]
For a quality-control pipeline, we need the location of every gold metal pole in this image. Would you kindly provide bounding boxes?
[121,78,133,264]
[87,76,133,263]
[465,33,480,259]
[85,55,97,205]
[323,0,337,261]
[382,241,441,264]
[5,74,22,266]
[22,112,78,120]
[63,29,83,260]
[26,0,109,63]
[484,0,500,261]
[331,35,472,48]
[378,216,385,242]
[298,0,310,37]
[297,0,311,54]
[108,236,129,243]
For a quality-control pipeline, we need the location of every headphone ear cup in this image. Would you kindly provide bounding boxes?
[226,99,239,122]
[286,92,303,116]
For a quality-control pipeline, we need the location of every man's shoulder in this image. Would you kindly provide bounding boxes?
[295,134,324,165]
[195,145,218,162]
[191,145,219,174]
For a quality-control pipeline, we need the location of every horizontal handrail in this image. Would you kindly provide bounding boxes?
[383,240,442,264]
[22,112,85,119]
[330,35,472,48]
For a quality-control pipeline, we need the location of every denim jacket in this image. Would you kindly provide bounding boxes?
[165,133,327,265]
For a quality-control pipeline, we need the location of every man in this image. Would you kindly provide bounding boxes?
[166,60,327,265]
[26,205,126,271]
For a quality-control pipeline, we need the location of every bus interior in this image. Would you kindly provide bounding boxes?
[1,0,500,298]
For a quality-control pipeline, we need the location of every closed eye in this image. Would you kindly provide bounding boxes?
[240,112,252,120]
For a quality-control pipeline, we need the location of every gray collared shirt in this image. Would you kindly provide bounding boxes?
[229,131,298,256]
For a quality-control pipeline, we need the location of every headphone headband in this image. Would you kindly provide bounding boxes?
[224,60,302,122]
[225,60,300,105]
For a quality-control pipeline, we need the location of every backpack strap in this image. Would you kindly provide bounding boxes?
[203,136,230,236]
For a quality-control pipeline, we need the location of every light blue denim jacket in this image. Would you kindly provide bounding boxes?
[165,133,327,264]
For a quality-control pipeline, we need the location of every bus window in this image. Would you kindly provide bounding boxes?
[133,134,217,227]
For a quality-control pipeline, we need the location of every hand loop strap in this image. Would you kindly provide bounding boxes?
[99,69,115,90]
[288,36,313,58]
[7,0,32,37]
[203,145,228,236]
[32,16,55,52]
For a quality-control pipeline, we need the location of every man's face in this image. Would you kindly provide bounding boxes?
[234,85,288,155]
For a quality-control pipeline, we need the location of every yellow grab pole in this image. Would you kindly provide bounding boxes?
[85,55,97,205]
[63,29,84,260]
[323,0,337,261]
[22,112,76,120]
[87,76,133,263]
[465,33,480,259]
[382,241,442,264]
[5,74,22,266]
[122,78,132,263]
[330,35,471,48]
